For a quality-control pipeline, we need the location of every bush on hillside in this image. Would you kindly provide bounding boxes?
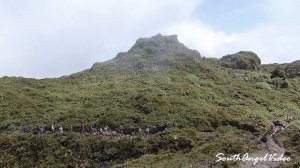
[270,67,286,79]
[286,60,300,78]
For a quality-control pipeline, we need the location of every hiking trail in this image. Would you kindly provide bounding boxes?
[238,134,287,168]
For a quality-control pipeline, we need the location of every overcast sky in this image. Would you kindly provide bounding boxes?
[1,0,300,78]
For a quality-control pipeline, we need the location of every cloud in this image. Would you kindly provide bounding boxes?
[219,0,300,64]
[0,0,201,78]
[167,0,300,64]
[165,21,237,57]
[1,0,300,78]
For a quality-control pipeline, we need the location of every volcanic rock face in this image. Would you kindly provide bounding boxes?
[220,51,261,71]
[285,60,300,78]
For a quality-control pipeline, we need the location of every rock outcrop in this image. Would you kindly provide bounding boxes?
[220,51,261,71]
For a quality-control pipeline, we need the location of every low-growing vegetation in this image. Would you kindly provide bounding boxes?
[0,34,299,167]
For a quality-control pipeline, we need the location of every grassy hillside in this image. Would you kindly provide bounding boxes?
[0,35,299,167]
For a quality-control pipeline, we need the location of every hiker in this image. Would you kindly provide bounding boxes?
[34,125,42,134]
[104,126,109,133]
[283,108,293,122]
[37,125,42,134]
[138,128,143,134]
[101,126,110,136]
[287,115,294,123]
[22,124,29,133]
[51,125,55,133]
[283,108,288,117]
[271,121,285,136]
[80,124,85,134]
[157,123,168,132]
[145,128,150,135]
[39,124,45,133]
[152,126,158,134]
[91,122,97,133]
[59,125,63,133]
[271,122,277,136]
[44,123,51,133]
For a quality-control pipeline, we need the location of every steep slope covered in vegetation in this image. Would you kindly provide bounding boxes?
[0,34,299,167]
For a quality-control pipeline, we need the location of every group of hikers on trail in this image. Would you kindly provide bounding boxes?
[22,123,64,134]
[21,108,295,137]
[21,121,171,137]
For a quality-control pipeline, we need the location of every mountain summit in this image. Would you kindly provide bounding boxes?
[128,34,200,58]
[110,34,201,69]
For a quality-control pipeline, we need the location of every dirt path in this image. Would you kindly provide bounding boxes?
[238,135,286,168]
